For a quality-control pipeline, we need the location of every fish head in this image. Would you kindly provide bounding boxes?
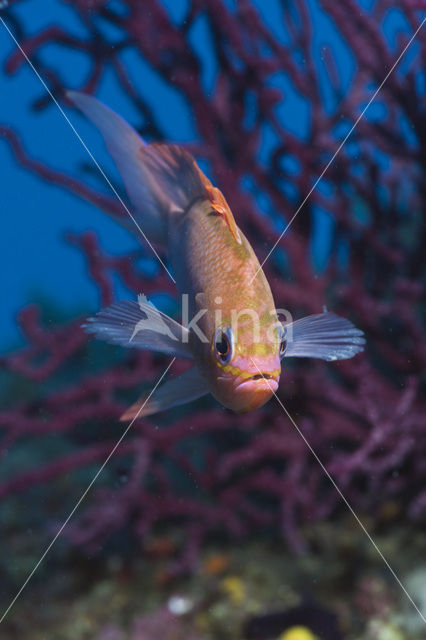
[208,312,283,412]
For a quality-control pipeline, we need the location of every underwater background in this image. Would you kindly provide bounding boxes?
[0,0,426,638]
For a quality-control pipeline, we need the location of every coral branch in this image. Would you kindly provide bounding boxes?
[1,0,425,567]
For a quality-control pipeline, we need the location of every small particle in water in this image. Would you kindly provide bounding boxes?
[0,1,9,9]
[167,595,193,615]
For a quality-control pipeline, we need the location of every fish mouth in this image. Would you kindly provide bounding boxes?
[247,372,276,381]
[214,369,280,412]
[235,369,279,396]
[236,376,279,393]
[217,371,279,388]
[232,376,278,412]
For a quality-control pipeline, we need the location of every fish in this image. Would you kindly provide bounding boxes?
[68,91,365,420]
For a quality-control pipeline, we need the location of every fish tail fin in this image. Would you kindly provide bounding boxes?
[67,91,210,245]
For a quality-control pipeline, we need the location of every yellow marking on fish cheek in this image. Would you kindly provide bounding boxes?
[215,360,243,378]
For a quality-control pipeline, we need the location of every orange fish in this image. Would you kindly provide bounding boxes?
[69,92,364,419]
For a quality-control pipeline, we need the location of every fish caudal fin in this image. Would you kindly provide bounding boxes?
[67,91,211,245]
[282,312,365,361]
[82,295,192,359]
[121,365,210,420]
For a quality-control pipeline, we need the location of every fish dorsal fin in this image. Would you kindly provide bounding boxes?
[137,143,210,214]
[206,185,242,244]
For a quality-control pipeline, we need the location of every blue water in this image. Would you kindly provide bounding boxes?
[0,0,408,349]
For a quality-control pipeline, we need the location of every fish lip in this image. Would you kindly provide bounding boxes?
[217,372,279,386]
[235,376,279,393]
[214,371,279,412]
[246,372,276,382]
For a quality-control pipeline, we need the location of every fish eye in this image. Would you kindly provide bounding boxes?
[213,328,233,363]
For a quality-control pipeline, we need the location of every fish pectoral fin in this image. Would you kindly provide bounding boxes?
[82,295,192,359]
[282,311,365,361]
[120,366,210,420]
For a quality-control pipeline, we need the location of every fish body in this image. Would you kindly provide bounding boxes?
[69,92,365,419]
[169,195,281,412]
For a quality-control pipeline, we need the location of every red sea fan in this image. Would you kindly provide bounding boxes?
[0,0,425,564]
